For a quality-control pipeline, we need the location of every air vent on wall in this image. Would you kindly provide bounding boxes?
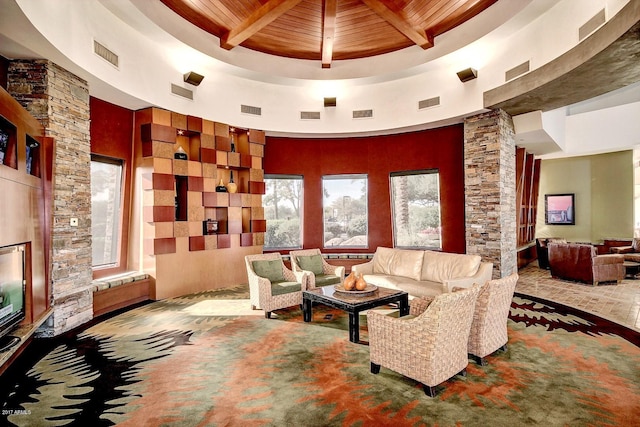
[418,96,440,110]
[93,40,119,68]
[241,104,262,116]
[505,61,530,82]
[171,84,193,100]
[579,9,606,41]
[300,111,321,120]
[353,109,373,119]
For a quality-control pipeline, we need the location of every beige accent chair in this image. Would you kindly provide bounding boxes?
[245,253,309,319]
[467,273,519,365]
[367,284,481,397]
[289,249,345,289]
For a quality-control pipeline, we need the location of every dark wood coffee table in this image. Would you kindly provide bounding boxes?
[303,285,409,344]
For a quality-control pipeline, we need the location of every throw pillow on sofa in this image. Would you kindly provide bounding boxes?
[296,255,324,275]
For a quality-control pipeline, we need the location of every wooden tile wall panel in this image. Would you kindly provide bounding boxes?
[143,206,175,223]
[188,176,204,192]
[202,119,214,135]
[240,154,252,168]
[229,193,242,207]
[152,173,175,190]
[251,220,267,233]
[187,116,202,133]
[228,220,243,234]
[249,129,265,144]
[249,181,266,194]
[216,136,231,152]
[189,236,205,251]
[217,234,231,248]
[201,133,215,149]
[141,123,176,143]
[151,237,176,255]
[172,112,187,129]
[241,233,254,247]
[200,147,217,163]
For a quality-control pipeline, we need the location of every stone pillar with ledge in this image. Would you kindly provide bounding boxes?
[8,60,93,336]
[464,109,517,278]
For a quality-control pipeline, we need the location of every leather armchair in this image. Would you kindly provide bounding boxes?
[535,237,566,269]
[548,243,624,286]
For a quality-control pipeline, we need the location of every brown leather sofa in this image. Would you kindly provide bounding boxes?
[610,238,640,262]
[548,243,624,286]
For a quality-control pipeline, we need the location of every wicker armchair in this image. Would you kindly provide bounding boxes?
[367,284,481,397]
[289,249,345,289]
[467,273,519,365]
[245,253,309,319]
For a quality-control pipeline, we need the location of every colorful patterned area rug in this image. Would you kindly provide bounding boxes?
[1,286,639,427]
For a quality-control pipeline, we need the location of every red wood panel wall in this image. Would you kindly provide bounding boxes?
[264,125,467,254]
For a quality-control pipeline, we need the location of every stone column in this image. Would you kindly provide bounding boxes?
[8,60,93,335]
[464,109,517,278]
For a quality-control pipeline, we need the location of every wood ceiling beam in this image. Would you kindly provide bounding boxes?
[321,0,337,68]
[220,0,304,50]
[361,0,434,49]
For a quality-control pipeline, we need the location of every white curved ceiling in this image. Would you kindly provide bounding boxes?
[1,0,638,155]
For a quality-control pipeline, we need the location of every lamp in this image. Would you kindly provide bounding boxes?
[183,71,204,86]
[456,67,478,82]
[324,97,337,107]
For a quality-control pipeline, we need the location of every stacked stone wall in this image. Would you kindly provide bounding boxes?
[464,109,517,278]
[8,60,93,335]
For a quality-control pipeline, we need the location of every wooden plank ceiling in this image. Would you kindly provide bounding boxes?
[160,0,498,68]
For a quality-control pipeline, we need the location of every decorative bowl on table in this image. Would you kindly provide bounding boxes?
[333,284,378,297]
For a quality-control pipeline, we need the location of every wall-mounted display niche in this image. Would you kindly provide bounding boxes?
[0,115,17,169]
[26,135,41,177]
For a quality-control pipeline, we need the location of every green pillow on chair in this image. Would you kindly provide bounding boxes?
[252,259,284,282]
[297,255,323,275]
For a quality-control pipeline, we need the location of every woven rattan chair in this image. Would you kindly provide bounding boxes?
[467,273,519,365]
[245,253,309,319]
[289,249,345,289]
[367,284,481,397]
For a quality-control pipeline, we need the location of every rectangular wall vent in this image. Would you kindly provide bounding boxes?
[300,111,321,120]
[352,109,373,119]
[93,40,119,68]
[241,104,262,116]
[579,9,606,41]
[171,84,193,100]
[418,96,440,110]
[505,61,530,82]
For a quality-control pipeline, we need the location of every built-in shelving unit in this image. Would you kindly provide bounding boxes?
[133,107,266,299]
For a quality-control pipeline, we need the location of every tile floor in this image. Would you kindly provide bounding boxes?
[517,262,640,332]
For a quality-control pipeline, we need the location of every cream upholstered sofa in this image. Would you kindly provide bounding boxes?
[352,247,493,298]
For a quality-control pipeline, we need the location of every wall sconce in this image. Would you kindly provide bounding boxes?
[456,67,478,83]
[183,71,204,86]
[324,97,337,107]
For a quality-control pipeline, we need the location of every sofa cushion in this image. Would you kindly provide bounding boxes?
[296,255,323,275]
[252,260,284,282]
[372,247,424,281]
[421,251,481,283]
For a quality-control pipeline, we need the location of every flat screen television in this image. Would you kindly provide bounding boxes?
[0,244,26,352]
